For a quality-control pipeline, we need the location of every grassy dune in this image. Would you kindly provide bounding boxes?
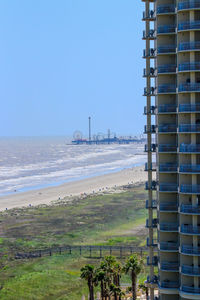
[0,185,147,299]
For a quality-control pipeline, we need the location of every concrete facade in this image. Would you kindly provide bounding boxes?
[143,1,200,299]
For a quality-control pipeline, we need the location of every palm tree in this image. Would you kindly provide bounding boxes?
[138,283,148,299]
[109,284,125,300]
[123,255,143,300]
[80,264,95,300]
[94,269,106,300]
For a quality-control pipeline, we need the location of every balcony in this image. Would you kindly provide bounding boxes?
[178,0,200,10]
[179,62,200,72]
[144,105,156,115]
[146,275,158,285]
[180,164,200,173]
[159,281,179,289]
[180,224,200,235]
[181,286,200,294]
[144,125,156,134]
[159,223,179,232]
[159,163,177,172]
[142,10,155,20]
[182,265,200,276]
[147,238,157,247]
[158,104,177,113]
[143,67,155,77]
[147,256,158,266]
[145,181,157,191]
[160,262,179,271]
[181,244,200,255]
[158,84,176,94]
[157,45,176,54]
[145,162,156,171]
[146,199,157,209]
[179,143,200,153]
[159,183,178,192]
[178,20,200,31]
[179,124,200,132]
[180,204,200,214]
[158,124,177,133]
[144,144,157,153]
[157,4,176,14]
[143,48,156,58]
[146,218,158,228]
[179,103,200,112]
[179,41,200,51]
[158,144,177,153]
[158,64,176,74]
[144,87,156,96]
[157,25,176,34]
[160,202,178,212]
[180,184,200,193]
[143,29,156,40]
[179,83,200,92]
[159,241,179,251]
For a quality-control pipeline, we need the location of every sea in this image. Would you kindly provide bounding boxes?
[0,137,146,196]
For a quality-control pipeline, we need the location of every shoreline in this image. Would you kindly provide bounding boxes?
[0,165,147,211]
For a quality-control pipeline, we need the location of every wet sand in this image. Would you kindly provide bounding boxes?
[0,165,147,211]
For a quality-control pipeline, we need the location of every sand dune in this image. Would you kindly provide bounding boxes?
[0,165,148,211]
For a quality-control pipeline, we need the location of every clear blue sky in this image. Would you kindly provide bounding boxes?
[0,0,145,137]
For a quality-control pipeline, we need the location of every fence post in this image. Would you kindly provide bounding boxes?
[100,246,102,258]
[59,247,62,255]
[69,246,71,255]
[50,250,52,256]
[39,250,41,257]
[130,247,133,255]
[89,246,92,258]
[80,246,82,256]
[110,246,112,256]
[120,247,122,258]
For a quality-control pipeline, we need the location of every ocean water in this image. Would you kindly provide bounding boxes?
[0,137,146,196]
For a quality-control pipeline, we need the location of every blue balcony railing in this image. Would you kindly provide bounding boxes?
[143,48,156,57]
[143,10,155,20]
[158,64,176,74]
[158,104,176,113]
[158,84,176,93]
[147,238,157,247]
[159,144,177,152]
[182,265,200,275]
[181,224,200,234]
[179,62,200,71]
[160,202,178,211]
[159,163,177,172]
[181,286,200,294]
[160,241,179,251]
[179,103,200,112]
[159,183,178,192]
[161,262,179,271]
[145,181,157,191]
[157,4,176,14]
[157,25,176,34]
[145,144,157,152]
[145,162,156,171]
[158,124,177,133]
[181,204,200,214]
[179,41,200,51]
[159,281,179,289]
[147,256,158,266]
[157,45,176,54]
[144,106,156,115]
[146,219,158,228]
[178,20,200,31]
[178,0,200,10]
[181,244,200,255]
[143,30,156,39]
[160,223,179,231]
[179,124,200,132]
[180,143,200,152]
[180,184,200,193]
[146,275,158,284]
[179,83,200,92]
[144,125,156,133]
[180,164,200,173]
[146,200,157,209]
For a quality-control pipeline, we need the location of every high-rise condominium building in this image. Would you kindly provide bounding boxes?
[143,0,200,300]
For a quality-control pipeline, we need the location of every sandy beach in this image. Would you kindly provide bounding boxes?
[0,165,147,211]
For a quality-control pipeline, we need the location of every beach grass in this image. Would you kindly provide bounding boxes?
[0,184,148,299]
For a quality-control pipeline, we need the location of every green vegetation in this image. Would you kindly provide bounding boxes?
[0,185,147,299]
